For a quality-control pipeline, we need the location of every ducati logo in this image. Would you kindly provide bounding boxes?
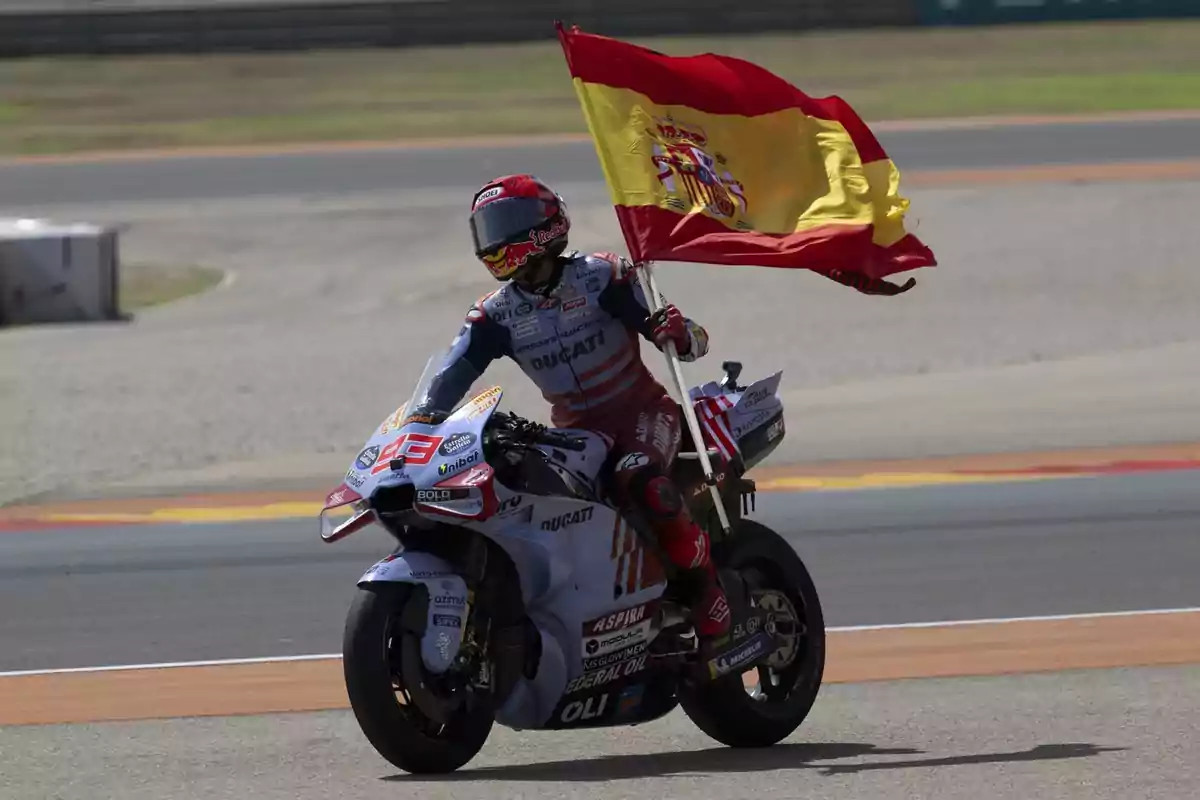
[709,595,730,624]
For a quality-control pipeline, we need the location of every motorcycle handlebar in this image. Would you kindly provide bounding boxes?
[489,412,588,452]
[534,430,588,452]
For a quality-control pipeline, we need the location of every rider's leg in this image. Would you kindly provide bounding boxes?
[608,398,730,640]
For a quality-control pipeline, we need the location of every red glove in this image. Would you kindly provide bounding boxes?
[650,304,690,355]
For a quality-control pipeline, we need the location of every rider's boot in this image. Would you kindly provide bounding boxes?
[639,474,731,655]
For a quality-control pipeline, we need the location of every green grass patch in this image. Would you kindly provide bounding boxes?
[2,19,1199,156]
[119,263,224,312]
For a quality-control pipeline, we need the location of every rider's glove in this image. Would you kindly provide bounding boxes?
[649,304,691,356]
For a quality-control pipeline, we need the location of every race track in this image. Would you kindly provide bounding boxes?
[2,470,1199,671]
[3,115,1200,798]
[6,116,1200,206]
[3,468,1200,799]
[2,665,1197,800]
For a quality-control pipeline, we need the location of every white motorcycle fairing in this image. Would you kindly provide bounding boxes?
[359,551,471,675]
[322,352,789,732]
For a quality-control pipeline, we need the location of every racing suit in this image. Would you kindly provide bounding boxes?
[421,250,731,638]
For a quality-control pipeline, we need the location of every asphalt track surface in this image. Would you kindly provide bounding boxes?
[0,663,1194,800]
[3,469,1199,672]
[5,117,1200,207]
[2,472,1199,798]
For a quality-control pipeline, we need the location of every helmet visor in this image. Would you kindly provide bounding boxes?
[470,197,551,255]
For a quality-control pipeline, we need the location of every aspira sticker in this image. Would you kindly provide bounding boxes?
[584,600,654,636]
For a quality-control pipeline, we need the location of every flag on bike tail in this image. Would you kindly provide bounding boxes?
[555,22,937,296]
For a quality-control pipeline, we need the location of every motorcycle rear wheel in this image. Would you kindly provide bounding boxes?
[342,583,494,774]
[678,519,826,747]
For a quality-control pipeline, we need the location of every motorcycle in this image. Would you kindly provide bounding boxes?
[319,348,825,774]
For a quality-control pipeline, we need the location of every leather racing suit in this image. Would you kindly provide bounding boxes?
[420,250,732,640]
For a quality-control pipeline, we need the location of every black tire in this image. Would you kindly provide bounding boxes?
[678,519,826,748]
[342,583,494,774]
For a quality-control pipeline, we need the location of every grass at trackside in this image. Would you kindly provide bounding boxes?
[1,19,1199,156]
[119,264,224,312]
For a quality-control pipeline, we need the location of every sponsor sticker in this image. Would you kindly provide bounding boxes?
[732,408,772,439]
[564,654,647,693]
[473,186,504,207]
[438,432,478,457]
[438,450,480,476]
[512,316,541,339]
[541,505,595,532]
[415,488,467,503]
[496,494,523,514]
[433,613,463,628]
[708,631,770,679]
[583,619,652,659]
[739,385,772,411]
[354,445,381,470]
[584,600,654,636]
[583,641,647,671]
[616,684,645,716]
[558,693,609,724]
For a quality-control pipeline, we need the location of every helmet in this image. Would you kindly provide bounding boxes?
[469,174,570,281]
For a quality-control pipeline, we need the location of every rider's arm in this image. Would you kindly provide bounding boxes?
[594,253,709,363]
[420,302,513,412]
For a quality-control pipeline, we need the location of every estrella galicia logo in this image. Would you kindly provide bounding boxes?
[354,445,381,471]
[438,432,477,457]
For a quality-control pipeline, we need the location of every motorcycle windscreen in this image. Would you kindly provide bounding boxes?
[398,346,466,420]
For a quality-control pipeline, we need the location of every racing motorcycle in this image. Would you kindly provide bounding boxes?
[320,349,826,774]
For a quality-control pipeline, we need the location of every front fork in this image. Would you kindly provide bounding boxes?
[360,540,538,719]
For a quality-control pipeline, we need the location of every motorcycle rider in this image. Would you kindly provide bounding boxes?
[415,173,731,651]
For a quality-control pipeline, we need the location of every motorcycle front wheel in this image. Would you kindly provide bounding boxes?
[342,583,494,774]
[678,518,826,747]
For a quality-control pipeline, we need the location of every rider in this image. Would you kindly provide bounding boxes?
[415,173,731,650]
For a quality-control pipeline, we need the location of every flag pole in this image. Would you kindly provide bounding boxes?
[638,261,733,536]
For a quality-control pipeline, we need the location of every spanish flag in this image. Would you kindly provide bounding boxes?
[556,23,937,295]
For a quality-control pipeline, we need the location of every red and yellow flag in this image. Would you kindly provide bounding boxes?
[555,23,936,295]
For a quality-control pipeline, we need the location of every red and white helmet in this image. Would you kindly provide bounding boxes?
[469,174,571,281]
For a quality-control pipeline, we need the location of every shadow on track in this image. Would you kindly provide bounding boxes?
[818,743,1127,775]
[384,741,1125,782]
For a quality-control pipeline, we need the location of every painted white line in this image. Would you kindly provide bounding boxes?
[829,605,1200,632]
[0,653,341,678]
[4,606,1198,679]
